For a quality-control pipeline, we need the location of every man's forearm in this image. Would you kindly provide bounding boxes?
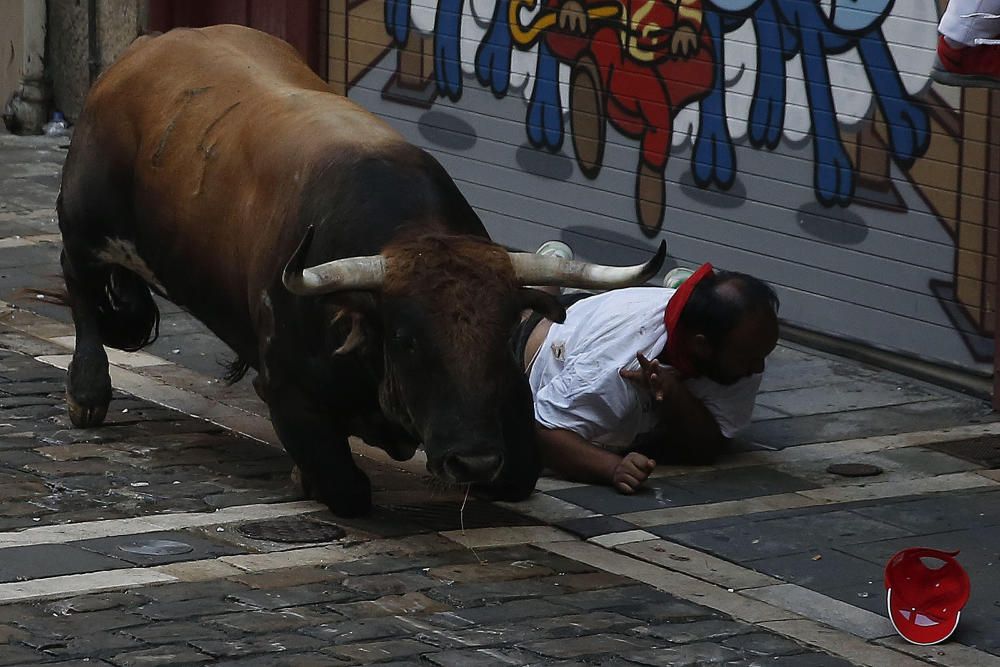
[536,424,620,485]
[657,382,727,454]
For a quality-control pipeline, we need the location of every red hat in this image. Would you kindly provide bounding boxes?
[884,548,970,645]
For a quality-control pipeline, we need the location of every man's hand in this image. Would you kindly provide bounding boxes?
[558,0,589,35]
[619,352,681,402]
[671,25,700,57]
[612,451,656,494]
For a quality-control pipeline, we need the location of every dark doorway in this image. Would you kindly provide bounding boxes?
[147,0,324,75]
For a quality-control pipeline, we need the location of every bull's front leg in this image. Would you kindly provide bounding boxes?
[266,387,372,517]
[61,247,112,428]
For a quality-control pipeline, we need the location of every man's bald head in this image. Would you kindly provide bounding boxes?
[678,270,779,385]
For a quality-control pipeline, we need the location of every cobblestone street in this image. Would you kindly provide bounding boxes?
[1,132,999,666]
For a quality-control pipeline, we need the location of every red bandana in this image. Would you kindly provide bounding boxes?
[663,263,714,378]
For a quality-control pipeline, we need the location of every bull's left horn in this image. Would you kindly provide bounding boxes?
[282,226,386,295]
[510,240,666,289]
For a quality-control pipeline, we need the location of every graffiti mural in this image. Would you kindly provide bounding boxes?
[330,0,999,372]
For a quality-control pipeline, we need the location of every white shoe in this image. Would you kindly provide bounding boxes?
[535,240,574,261]
[662,267,694,289]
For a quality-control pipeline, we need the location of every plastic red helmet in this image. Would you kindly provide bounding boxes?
[884,547,970,645]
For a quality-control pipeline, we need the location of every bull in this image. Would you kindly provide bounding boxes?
[56,25,664,516]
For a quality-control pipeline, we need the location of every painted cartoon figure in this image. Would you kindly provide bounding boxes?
[693,0,929,206]
[516,0,715,235]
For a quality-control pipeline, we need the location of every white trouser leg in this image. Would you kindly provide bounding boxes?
[939,0,1000,45]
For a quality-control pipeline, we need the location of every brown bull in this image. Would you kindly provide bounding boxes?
[57,25,664,516]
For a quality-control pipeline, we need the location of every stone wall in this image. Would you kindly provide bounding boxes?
[47,0,143,122]
[0,0,27,114]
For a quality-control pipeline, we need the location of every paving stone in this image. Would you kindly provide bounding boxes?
[423,647,543,666]
[340,571,437,596]
[211,654,336,667]
[557,516,638,539]
[331,591,452,619]
[520,632,659,658]
[423,574,608,607]
[0,643,50,665]
[748,653,857,666]
[852,487,1000,533]
[554,585,686,612]
[109,645,215,666]
[549,483,704,514]
[611,598,723,624]
[745,398,998,448]
[136,579,252,603]
[137,597,257,621]
[43,630,146,659]
[428,598,573,627]
[619,641,742,666]
[208,606,339,634]
[123,619,234,645]
[657,509,913,562]
[228,582,357,610]
[191,633,328,658]
[424,560,557,583]
[633,618,754,643]
[301,616,419,643]
[721,631,811,656]
[0,543,133,582]
[326,638,434,662]
[75,530,244,566]
[746,549,884,592]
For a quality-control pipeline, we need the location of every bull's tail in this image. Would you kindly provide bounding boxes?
[22,267,160,352]
[93,266,160,352]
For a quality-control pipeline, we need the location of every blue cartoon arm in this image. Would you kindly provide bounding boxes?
[526,42,565,150]
[385,0,411,45]
[799,21,854,206]
[857,31,929,166]
[435,0,465,99]
[693,10,737,188]
[476,0,513,95]
[748,0,785,149]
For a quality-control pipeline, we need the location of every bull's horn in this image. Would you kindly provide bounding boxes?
[510,240,666,289]
[282,226,386,295]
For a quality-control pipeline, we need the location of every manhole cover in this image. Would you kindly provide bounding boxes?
[928,436,1000,468]
[826,463,883,477]
[237,516,346,543]
[118,539,194,556]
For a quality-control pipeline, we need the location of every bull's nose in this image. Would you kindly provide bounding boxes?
[443,452,503,483]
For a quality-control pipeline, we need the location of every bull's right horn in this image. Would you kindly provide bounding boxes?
[510,240,666,289]
[282,226,386,295]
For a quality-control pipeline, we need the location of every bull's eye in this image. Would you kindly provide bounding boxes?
[392,330,419,355]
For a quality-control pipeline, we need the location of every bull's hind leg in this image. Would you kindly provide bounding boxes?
[61,248,113,427]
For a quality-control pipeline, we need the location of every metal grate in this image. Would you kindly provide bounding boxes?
[237,516,346,543]
[927,436,1000,468]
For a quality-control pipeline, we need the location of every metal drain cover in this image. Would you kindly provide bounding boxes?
[237,516,346,543]
[826,463,883,477]
[118,539,194,556]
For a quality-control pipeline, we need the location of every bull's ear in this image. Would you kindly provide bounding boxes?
[517,288,566,324]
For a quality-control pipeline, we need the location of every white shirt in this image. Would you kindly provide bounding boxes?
[528,287,762,452]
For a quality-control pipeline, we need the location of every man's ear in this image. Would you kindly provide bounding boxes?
[517,288,567,323]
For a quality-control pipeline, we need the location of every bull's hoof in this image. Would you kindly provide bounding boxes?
[293,465,372,517]
[66,393,109,428]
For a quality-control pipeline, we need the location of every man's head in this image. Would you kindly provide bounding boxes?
[678,271,780,385]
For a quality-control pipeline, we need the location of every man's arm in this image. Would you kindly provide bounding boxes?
[536,424,656,494]
[621,354,727,462]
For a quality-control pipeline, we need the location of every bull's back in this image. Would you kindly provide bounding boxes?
[61,25,405,349]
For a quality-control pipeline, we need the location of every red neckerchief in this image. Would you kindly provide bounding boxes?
[663,263,714,379]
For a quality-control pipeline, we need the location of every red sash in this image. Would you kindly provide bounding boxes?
[662,263,713,378]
